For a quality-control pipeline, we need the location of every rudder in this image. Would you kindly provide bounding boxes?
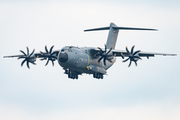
[106,23,119,49]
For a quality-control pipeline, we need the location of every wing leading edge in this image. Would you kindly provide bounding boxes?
[3,46,60,68]
[113,50,177,58]
[90,47,176,58]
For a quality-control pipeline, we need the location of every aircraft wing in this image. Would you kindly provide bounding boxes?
[3,47,60,68]
[3,50,60,58]
[89,47,176,59]
[4,53,43,58]
[112,50,177,58]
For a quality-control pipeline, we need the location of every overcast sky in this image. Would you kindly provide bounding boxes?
[0,0,180,120]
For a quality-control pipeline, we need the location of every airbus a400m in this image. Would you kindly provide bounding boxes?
[4,23,176,79]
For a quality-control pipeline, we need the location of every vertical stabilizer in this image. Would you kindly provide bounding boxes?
[106,23,119,49]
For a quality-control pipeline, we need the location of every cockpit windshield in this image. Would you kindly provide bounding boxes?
[61,46,78,52]
[61,49,65,52]
[61,46,69,52]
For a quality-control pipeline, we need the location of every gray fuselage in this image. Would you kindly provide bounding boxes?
[58,46,115,75]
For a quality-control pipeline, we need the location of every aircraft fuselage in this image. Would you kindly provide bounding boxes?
[58,46,115,76]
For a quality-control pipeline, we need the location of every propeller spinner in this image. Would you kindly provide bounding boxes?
[40,45,57,66]
[122,46,141,67]
[96,44,114,66]
[18,47,36,69]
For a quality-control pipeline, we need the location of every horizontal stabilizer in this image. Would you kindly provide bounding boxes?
[113,27,157,31]
[84,26,157,32]
[84,27,109,32]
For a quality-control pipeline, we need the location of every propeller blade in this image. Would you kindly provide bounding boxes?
[97,47,103,54]
[131,46,135,54]
[122,58,129,62]
[30,62,36,65]
[98,56,103,63]
[40,51,44,55]
[26,47,29,56]
[29,49,35,56]
[45,45,48,53]
[108,60,113,63]
[40,58,46,61]
[40,45,57,66]
[26,61,30,69]
[133,50,141,55]
[135,61,137,66]
[52,60,54,66]
[128,61,132,67]
[19,47,36,68]
[20,50,26,56]
[21,59,26,66]
[123,46,142,67]
[106,47,112,55]
[121,53,124,59]
[134,56,142,60]
[97,45,114,65]
[103,58,106,66]
[50,45,54,53]
[126,47,130,54]
[45,59,49,66]
[105,44,107,53]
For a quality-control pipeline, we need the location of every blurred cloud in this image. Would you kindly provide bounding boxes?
[0,103,180,120]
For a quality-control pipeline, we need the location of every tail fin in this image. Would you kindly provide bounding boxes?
[84,22,157,49]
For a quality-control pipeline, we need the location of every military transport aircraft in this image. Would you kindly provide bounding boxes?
[4,23,176,79]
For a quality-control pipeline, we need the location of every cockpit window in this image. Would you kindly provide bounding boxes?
[61,48,68,52]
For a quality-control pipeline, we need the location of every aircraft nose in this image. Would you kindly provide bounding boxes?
[59,52,68,63]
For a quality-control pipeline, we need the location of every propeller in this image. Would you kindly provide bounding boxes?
[122,46,142,67]
[96,44,113,66]
[18,47,36,69]
[40,45,57,66]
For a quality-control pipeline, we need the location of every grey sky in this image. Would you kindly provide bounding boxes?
[0,0,179,120]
